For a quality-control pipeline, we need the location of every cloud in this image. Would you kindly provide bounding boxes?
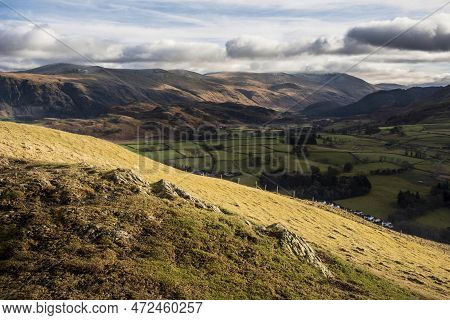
[225,15,450,60]
[107,41,225,63]
[333,37,373,55]
[225,36,334,59]
[0,22,225,66]
[346,16,450,52]
[0,9,449,86]
[226,37,283,58]
[0,23,60,56]
[225,34,379,59]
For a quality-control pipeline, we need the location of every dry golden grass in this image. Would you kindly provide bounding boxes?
[0,122,449,299]
[0,72,85,83]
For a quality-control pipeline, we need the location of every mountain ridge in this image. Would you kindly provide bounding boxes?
[303,86,448,119]
[0,63,379,122]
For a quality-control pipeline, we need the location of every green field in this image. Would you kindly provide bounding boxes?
[122,124,450,232]
[336,173,430,219]
[414,208,450,229]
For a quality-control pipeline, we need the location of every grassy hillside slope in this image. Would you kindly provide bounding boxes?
[0,159,418,299]
[0,122,449,299]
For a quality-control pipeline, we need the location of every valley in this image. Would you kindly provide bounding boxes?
[122,122,450,243]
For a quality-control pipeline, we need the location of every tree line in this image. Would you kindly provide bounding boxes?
[389,181,450,243]
[259,166,371,201]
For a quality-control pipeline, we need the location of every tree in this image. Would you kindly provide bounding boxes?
[397,190,422,209]
[327,166,339,177]
[310,166,321,176]
[343,162,353,173]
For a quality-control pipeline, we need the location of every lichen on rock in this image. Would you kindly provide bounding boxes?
[102,168,150,193]
[152,179,223,213]
[263,223,333,278]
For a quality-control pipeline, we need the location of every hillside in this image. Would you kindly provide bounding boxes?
[0,122,449,299]
[304,86,443,118]
[293,73,377,103]
[376,83,407,90]
[207,72,377,110]
[0,158,420,299]
[386,86,450,124]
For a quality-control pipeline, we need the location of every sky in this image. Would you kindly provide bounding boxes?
[0,0,449,85]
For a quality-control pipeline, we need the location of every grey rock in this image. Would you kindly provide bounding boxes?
[152,179,223,214]
[264,223,333,278]
[102,168,149,193]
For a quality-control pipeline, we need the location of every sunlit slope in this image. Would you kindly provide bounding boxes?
[0,122,449,299]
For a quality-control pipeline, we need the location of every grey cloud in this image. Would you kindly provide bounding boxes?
[225,37,282,58]
[107,42,225,63]
[333,37,372,55]
[225,36,334,59]
[225,35,373,59]
[225,17,450,59]
[346,19,450,52]
[285,38,331,56]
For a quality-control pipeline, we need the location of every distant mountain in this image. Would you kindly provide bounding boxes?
[304,86,442,118]
[376,83,407,90]
[207,71,378,110]
[1,64,268,124]
[413,77,450,88]
[386,85,450,124]
[20,63,105,75]
[0,64,379,137]
[293,73,378,103]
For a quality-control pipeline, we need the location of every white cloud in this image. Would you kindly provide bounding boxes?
[0,23,59,56]
[0,22,225,66]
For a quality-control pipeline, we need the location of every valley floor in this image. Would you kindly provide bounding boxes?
[121,124,450,237]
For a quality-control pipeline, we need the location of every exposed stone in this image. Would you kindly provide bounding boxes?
[264,223,333,278]
[112,229,133,246]
[0,157,9,166]
[102,168,149,193]
[152,179,223,214]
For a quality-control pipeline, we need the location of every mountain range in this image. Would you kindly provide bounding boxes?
[0,63,376,120]
[0,63,448,139]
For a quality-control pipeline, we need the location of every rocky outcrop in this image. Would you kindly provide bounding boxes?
[102,168,151,194]
[101,172,224,214]
[152,179,223,213]
[103,168,147,186]
[263,223,333,278]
